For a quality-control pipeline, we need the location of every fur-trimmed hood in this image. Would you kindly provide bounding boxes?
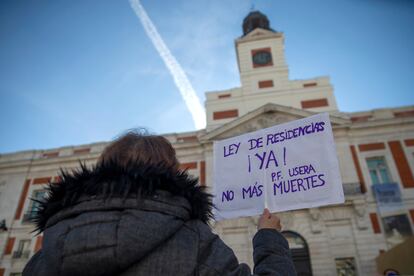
[32,161,214,233]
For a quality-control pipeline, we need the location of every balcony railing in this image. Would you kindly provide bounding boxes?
[12,250,30,259]
[343,182,362,196]
[371,182,401,205]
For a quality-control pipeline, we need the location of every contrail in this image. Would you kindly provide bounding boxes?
[129,0,206,129]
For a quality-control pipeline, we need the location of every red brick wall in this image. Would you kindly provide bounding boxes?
[409,209,414,224]
[35,236,43,252]
[218,94,231,99]
[42,152,59,158]
[351,115,372,123]
[388,141,414,188]
[404,139,414,147]
[358,142,385,152]
[177,136,198,143]
[370,213,381,234]
[350,146,366,193]
[200,161,206,186]
[74,148,90,155]
[33,177,52,185]
[303,82,317,88]
[4,237,15,255]
[213,109,238,120]
[179,162,198,170]
[394,110,414,118]
[258,80,274,88]
[15,179,31,220]
[301,98,328,109]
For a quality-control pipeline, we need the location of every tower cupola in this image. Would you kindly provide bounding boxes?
[242,11,273,36]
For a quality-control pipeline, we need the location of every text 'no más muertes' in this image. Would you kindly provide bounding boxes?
[213,113,344,220]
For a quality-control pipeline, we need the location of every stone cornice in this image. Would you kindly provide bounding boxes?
[0,153,99,172]
[235,28,283,45]
[200,103,350,142]
[349,116,414,129]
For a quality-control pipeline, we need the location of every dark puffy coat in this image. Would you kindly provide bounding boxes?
[23,162,296,276]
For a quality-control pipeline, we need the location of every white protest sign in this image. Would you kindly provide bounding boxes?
[213,113,344,220]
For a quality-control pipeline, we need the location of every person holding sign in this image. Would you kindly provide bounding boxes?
[23,130,296,276]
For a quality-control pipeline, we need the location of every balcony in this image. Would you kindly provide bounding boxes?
[371,182,401,207]
[12,250,30,259]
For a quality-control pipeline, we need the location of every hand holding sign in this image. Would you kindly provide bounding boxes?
[213,113,344,220]
[258,209,282,231]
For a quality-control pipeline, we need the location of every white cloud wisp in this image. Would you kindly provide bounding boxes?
[129,0,206,129]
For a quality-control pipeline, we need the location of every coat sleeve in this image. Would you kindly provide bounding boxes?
[22,250,49,276]
[196,222,296,276]
[252,229,296,275]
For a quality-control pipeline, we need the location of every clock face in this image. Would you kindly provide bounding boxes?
[252,51,272,66]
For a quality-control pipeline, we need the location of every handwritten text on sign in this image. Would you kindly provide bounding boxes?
[213,113,344,220]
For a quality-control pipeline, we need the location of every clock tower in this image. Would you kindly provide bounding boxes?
[205,10,338,130]
[236,11,290,94]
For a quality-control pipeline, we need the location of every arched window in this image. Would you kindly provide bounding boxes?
[282,231,313,276]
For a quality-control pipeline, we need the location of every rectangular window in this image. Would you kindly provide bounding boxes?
[366,157,392,184]
[23,190,46,223]
[382,214,413,249]
[17,240,30,252]
[13,239,31,259]
[335,257,358,276]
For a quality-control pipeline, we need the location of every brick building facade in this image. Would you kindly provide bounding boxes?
[1,10,413,276]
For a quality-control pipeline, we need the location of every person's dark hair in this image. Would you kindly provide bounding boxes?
[98,129,179,172]
[31,129,214,234]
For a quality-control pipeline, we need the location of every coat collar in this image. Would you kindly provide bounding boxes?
[32,160,214,233]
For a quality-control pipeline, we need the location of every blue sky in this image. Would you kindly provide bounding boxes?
[1,0,413,153]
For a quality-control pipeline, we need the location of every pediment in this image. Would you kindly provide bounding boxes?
[201,103,349,142]
[214,112,300,140]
